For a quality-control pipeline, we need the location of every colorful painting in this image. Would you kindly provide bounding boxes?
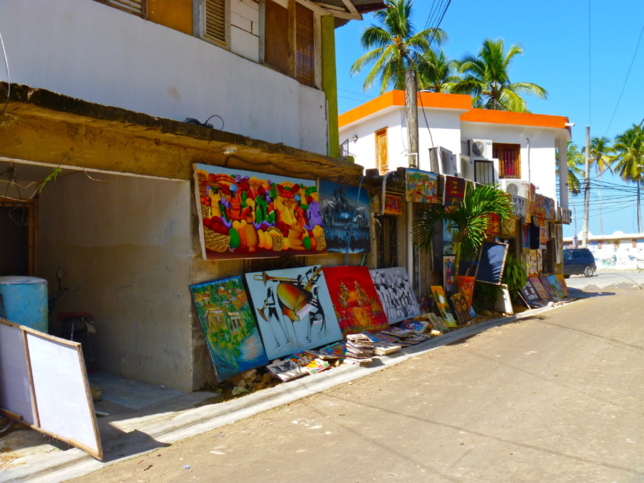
[484,212,501,238]
[443,255,456,293]
[528,276,550,301]
[245,266,343,360]
[427,313,450,332]
[323,266,389,335]
[189,276,268,382]
[194,164,326,260]
[500,216,517,237]
[443,217,458,255]
[555,274,570,297]
[370,267,421,324]
[430,286,457,327]
[539,275,557,299]
[405,169,438,203]
[443,175,466,207]
[319,180,371,254]
[457,275,476,309]
[520,280,545,307]
[546,274,566,299]
[450,292,471,325]
[384,193,403,215]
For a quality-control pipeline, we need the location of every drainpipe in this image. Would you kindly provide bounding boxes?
[526,138,531,184]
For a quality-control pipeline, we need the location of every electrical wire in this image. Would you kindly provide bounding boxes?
[0,32,10,116]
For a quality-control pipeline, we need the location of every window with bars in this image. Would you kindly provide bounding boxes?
[493,143,521,179]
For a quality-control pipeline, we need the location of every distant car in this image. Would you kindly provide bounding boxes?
[563,248,596,278]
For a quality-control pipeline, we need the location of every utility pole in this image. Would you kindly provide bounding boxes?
[582,125,590,247]
[405,69,419,168]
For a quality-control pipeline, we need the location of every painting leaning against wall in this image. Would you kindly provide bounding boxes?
[189,276,269,382]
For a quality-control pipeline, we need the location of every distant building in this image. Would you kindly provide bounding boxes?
[564,232,644,269]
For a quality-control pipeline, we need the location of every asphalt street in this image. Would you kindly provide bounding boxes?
[67,287,644,483]
[565,269,644,292]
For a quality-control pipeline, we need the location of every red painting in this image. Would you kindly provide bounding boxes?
[457,275,475,309]
[443,176,466,207]
[322,266,389,335]
[484,212,501,238]
[384,193,403,215]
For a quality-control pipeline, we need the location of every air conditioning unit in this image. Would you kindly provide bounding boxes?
[473,157,499,185]
[469,139,493,159]
[500,179,530,198]
[428,146,455,176]
[457,154,474,181]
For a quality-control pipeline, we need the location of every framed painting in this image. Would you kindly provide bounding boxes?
[430,286,457,327]
[244,266,343,361]
[370,267,421,324]
[457,275,476,309]
[555,274,570,297]
[427,313,451,331]
[383,193,403,215]
[546,274,566,299]
[450,292,471,325]
[528,276,550,301]
[322,266,389,335]
[193,164,326,260]
[539,275,557,299]
[520,280,545,307]
[476,242,508,285]
[443,255,456,293]
[190,276,269,382]
[405,169,438,203]
[443,218,458,255]
[443,175,466,207]
[319,180,371,254]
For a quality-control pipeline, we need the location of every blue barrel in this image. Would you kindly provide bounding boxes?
[0,276,48,332]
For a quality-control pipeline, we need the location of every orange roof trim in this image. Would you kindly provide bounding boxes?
[461,109,569,129]
[339,91,472,128]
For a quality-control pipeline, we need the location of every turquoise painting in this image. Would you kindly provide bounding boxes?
[190,276,268,382]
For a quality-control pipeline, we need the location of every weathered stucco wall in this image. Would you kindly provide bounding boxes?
[0,0,328,154]
[38,174,198,392]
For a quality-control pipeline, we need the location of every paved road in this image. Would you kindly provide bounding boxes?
[69,290,644,483]
[565,269,644,291]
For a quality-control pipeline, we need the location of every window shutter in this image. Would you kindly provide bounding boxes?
[204,0,226,44]
[103,0,146,17]
[295,3,314,86]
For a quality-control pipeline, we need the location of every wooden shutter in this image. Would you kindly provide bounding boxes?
[204,0,226,45]
[264,0,292,75]
[375,128,388,174]
[295,4,314,86]
[102,0,146,17]
[493,143,521,179]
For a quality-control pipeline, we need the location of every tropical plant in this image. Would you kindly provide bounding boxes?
[450,38,547,112]
[557,141,585,195]
[588,136,614,234]
[350,0,447,94]
[613,124,644,232]
[417,49,459,93]
[414,183,514,278]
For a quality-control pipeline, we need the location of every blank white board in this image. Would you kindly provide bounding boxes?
[0,322,36,425]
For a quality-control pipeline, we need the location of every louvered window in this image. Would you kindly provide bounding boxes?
[203,0,227,45]
[295,3,314,86]
[101,0,146,17]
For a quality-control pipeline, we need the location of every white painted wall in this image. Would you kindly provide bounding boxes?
[0,0,328,154]
[38,174,197,392]
[340,107,463,173]
[461,124,558,199]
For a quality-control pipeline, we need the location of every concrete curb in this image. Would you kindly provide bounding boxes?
[0,301,574,483]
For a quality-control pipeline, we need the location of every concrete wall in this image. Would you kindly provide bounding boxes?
[0,0,328,154]
[38,173,197,392]
[460,124,558,199]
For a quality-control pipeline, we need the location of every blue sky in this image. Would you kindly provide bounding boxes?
[335,1,644,237]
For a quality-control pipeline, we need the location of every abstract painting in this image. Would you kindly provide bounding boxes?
[319,180,371,254]
[194,164,326,260]
[405,169,438,203]
[430,286,457,327]
[323,266,389,335]
[245,266,343,360]
[450,292,471,325]
[443,255,456,293]
[370,267,421,324]
[190,276,268,382]
[384,193,403,215]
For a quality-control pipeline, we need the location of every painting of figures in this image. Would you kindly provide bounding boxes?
[405,169,438,203]
[430,286,457,327]
[318,180,371,254]
[189,277,269,382]
[193,164,326,260]
[323,266,389,335]
[370,267,421,324]
[450,292,471,325]
[245,266,343,360]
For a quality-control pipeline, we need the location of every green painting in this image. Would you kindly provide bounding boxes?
[190,276,268,382]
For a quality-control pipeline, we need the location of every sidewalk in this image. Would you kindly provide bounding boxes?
[0,301,578,483]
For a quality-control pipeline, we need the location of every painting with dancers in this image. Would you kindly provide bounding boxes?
[244,266,343,360]
[189,276,269,382]
[318,180,371,254]
[369,267,421,324]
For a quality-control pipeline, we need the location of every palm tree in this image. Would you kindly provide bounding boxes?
[417,49,459,93]
[557,142,585,235]
[450,38,547,112]
[350,0,447,94]
[414,184,514,279]
[613,124,644,232]
[588,136,614,234]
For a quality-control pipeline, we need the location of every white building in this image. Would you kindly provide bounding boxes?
[339,91,572,207]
